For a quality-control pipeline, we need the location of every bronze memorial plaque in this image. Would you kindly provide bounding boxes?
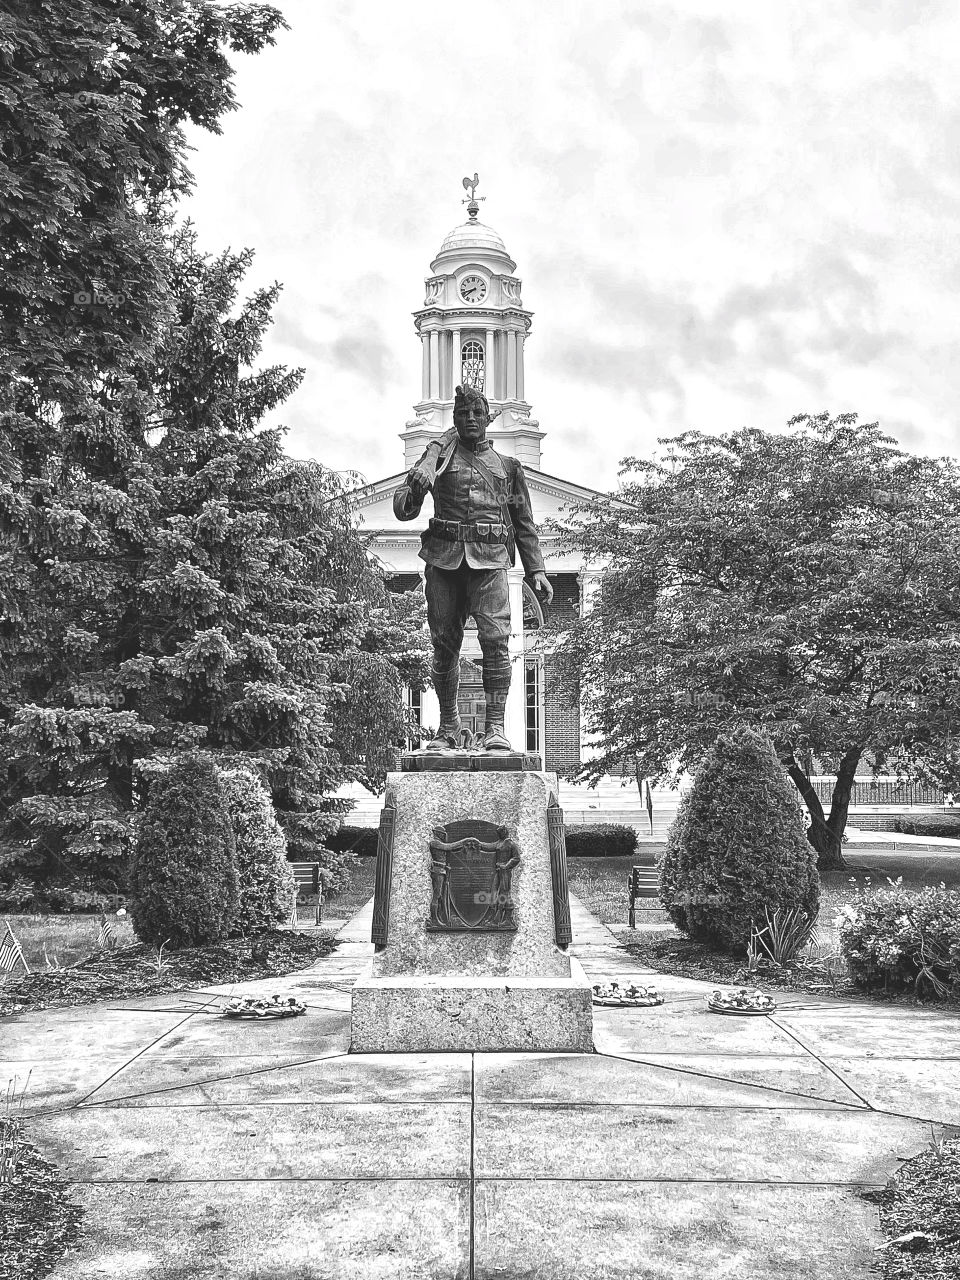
[426,818,521,933]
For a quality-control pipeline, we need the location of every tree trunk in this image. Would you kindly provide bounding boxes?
[784,751,853,873]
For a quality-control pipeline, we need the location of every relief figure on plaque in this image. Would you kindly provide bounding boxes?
[427,825,459,928]
[488,825,521,927]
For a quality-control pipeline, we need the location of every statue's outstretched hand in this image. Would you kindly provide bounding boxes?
[532,572,554,604]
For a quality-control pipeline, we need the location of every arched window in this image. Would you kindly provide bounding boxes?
[461,339,484,393]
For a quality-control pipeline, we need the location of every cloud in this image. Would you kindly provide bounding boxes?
[179,0,960,489]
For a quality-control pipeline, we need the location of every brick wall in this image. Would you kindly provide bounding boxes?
[542,573,581,776]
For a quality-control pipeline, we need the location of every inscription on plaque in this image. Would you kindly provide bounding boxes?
[426,818,521,933]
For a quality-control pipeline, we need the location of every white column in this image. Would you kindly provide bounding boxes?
[577,569,602,764]
[419,572,441,732]
[485,328,496,399]
[507,330,517,400]
[420,684,441,734]
[429,330,440,400]
[421,334,429,400]
[505,570,527,752]
[517,332,525,401]
[451,328,460,393]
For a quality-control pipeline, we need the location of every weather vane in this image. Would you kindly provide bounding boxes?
[462,172,485,219]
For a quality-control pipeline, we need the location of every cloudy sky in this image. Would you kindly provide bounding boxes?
[182,0,960,490]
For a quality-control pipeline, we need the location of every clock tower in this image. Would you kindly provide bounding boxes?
[402,176,545,470]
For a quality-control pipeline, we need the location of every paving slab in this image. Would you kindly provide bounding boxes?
[474,1180,882,1280]
[0,1056,142,1116]
[474,1103,925,1183]
[474,1051,861,1110]
[592,1003,809,1057]
[135,1006,351,1057]
[77,1051,345,1106]
[86,1051,472,1107]
[611,1053,867,1107]
[3,1008,194,1061]
[33,1100,470,1182]
[772,1007,960,1059]
[823,1056,960,1124]
[51,1179,469,1279]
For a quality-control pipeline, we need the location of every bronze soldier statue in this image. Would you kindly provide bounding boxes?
[393,384,553,751]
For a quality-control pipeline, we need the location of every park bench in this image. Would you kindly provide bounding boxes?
[627,864,660,927]
[290,861,323,925]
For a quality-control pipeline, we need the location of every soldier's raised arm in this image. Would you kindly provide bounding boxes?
[393,442,441,521]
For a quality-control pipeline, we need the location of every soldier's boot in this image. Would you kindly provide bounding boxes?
[426,664,462,750]
[481,665,512,752]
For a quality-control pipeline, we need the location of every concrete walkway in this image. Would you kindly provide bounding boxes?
[5,899,959,1279]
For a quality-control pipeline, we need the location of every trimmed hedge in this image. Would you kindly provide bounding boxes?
[220,767,296,933]
[325,822,639,861]
[839,883,960,995]
[895,813,960,839]
[565,824,638,858]
[659,726,820,953]
[129,752,238,948]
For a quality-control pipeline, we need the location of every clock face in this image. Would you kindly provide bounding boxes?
[459,274,487,304]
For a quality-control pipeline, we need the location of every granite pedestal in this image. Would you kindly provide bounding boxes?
[350,765,593,1053]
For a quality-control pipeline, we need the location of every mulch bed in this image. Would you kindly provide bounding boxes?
[621,932,960,1010]
[865,1137,960,1279]
[0,928,338,1018]
[0,1124,83,1280]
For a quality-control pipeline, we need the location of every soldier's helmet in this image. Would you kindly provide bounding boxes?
[454,383,491,424]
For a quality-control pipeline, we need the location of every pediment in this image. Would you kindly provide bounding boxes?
[350,466,612,534]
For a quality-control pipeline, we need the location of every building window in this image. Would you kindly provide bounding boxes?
[525,658,542,754]
[461,339,484,392]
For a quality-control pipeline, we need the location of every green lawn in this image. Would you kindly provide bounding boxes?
[1,859,379,966]
[567,856,957,944]
[1,913,138,972]
[317,857,376,923]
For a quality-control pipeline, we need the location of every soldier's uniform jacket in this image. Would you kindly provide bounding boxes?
[393,433,545,576]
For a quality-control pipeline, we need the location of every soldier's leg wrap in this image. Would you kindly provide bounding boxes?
[425,565,467,741]
[469,568,513,747]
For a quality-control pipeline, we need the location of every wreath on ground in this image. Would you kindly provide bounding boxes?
[592,980,664,1007]
[223,995,306,1019]
[707,987,777,1015]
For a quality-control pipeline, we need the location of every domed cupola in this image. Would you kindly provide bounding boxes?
[403,174,544,470]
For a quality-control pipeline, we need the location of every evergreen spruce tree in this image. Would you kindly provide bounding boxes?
[0,7,429,895]
[0,1,285,890]
[659,726,820,953]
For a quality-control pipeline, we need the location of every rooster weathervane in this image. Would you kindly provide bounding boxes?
[462,172,485,218]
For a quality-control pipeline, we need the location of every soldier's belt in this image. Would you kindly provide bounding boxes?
[428,518,511,544]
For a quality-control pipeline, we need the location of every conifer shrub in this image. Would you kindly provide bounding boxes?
[219,766,296,933]
[129,753,238,948]
[658,726,820,953]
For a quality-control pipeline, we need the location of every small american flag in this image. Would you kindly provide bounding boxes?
[96,913,117,952]
[0,924,29,976]
[644,779,654,836]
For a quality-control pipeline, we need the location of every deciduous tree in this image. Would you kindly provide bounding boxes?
[555,414,960,870]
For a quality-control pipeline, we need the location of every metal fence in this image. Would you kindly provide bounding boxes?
[810,778,948,807]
